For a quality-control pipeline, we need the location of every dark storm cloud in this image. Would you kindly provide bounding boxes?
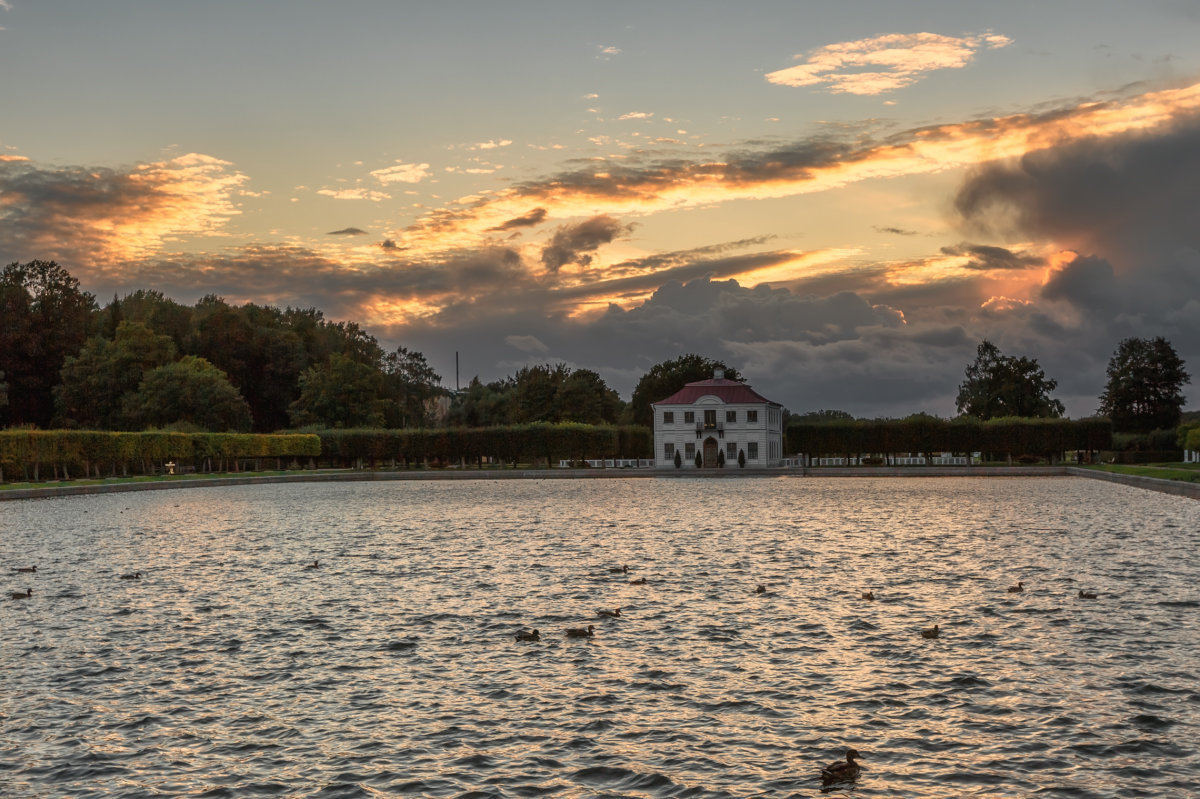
[940,242,1044,270]
[327,227,368,236]
[955,113,1200,263]
[540,214,630,272]
[486,207,547,232]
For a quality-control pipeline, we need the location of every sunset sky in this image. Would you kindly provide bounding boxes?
[3,1,1199,417]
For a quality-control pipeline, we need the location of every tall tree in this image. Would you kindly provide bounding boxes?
[555,368,622,424]
[956,340,1064,420]
[123,356,253,432]
[382,346,443,427]
[1098,337,1191,433]
[54,322,177,429]
[289,353,385,428]
[512,363,570,423]
[0,260,97,427]
[626,354,741,427]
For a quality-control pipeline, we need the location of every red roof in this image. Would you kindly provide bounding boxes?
[654,378,778,406]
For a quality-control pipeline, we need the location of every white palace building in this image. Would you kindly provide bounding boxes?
[652,369,784,468]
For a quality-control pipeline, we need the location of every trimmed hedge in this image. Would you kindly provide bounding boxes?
[314,423,653,469]
[786,416,1113,463]
[0,430,320,482]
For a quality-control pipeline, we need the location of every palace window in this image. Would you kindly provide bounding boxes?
[684,411,695,423]
[685,443,695,459]
[704,409,717,429]
[726,442,737,461]
[726,410,737,423]
[748,442,759,460]
[664,442,675,459]
[747,410,758,423]
[663,411,674,424]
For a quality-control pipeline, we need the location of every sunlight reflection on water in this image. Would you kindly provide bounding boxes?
[2,476,1199,798]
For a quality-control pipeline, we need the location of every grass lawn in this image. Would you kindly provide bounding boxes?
[1082,463,1200,482]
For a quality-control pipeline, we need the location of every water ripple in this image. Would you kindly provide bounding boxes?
[2,477,1198,798]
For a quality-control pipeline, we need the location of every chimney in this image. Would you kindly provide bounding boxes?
[714,367,725,380]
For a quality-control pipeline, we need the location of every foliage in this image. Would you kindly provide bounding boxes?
[956,340,1064,420]
[289,353,385,429]
[0,260,97,427]
[792,409,853,423]
[124,356,254,432]
[1098,337,1191,433]
[54,322,178,429]
[0,430,319,481]
[381,346,443,427]
[787,416,1111,462]
[626,354,741,427]
[448,364,623,427]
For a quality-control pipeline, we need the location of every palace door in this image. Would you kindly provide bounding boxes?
[702,436,719,468]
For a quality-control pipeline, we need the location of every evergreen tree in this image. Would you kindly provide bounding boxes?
[956,340,1064,420]
[1098,337,1191,433]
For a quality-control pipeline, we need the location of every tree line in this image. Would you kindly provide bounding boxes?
[1,260,1191,459]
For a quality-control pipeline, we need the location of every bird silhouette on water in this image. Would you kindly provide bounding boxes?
[597,608,621,618]
[861,590,875,601]
[820,749,863,785]
[1007,581,1025,593]
[12,566,36,574]
[515,629,540,642]
[1078,589,1098,599]
[566,625,594,638]
[10,588,32,600]
[119,572,142,580]
[921,624,940,639]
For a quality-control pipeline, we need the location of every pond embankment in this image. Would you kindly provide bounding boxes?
[3,463,1196,501]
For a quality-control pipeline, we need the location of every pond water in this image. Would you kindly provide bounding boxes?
[2,476,1198,798]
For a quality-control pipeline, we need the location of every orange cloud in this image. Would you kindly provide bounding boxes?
[0,152,246,264]
[766,32,1012,95]
[385,80,1200,267]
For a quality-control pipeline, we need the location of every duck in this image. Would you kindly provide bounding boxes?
[596,608,621,618]
[755,584,767,594]
[608,565,629,574]
[12,566,36,573]
[515,628,540,642]
[920,623,940,639]
[118,572,142,580]
[861,590,875,601]
[630,577,648,585]
[1077,589,1098,599]
[304,560,320,570]
[820,748,863,785]
[566,625,595,638]
[10,588,32,600]
[1007,581,1025,594]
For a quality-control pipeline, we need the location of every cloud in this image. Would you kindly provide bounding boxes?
[540,214,630,272]
[317,188,391,201]
[940,242,1044,271]
[370,162,431,184]
[0,152,246,265]
[618,112,654,121]
[766,31,1012,95]
[470,140,512,150]
[505,335,549,353]
[327,227,368,236]
[598,46,621,57]
[395,81,1200,255]
[875,226,918,236]
[486,207,548,232]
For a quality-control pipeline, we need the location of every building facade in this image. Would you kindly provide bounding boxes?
[652,369,784,468]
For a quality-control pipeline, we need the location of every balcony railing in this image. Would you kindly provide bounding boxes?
[695,422,725,439]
